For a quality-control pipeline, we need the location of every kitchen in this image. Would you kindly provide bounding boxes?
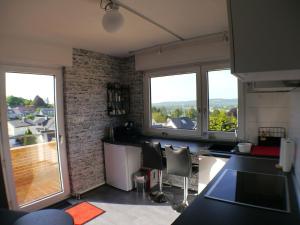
[0,0,300,225]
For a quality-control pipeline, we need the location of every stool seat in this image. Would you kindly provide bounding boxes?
[14,209,74,225]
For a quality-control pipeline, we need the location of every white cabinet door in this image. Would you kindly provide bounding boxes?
[104,143,142,191]
[125,146,142,189]
[104,143,128,190]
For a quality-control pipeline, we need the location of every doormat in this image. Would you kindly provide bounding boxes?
[65,202,105,225]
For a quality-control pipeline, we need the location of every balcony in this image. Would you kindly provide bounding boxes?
[10,141,62,206]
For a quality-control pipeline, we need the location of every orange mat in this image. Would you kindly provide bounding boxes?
[65,202,105,225]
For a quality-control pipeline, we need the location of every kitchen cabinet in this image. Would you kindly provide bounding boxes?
[227,0,300,79]
[104,143,141,191]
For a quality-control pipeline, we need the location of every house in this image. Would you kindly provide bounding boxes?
[0,1,300,225]
[166,117,196,130]
[7,119,34,137]
[37,108,55,117]
[11,106,35,118]
[7,109,17,120]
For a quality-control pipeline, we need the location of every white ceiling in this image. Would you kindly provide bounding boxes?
[0,0,228,57]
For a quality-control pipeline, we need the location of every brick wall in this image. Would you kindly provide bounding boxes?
[120,57,144,129]
[64,49,144,194]
[64,49,123,193]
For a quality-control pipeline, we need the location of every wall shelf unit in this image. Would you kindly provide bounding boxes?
[107,82,130,116]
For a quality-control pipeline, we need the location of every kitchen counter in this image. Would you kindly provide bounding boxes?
[102,136,236,156]
[172,155,300,225]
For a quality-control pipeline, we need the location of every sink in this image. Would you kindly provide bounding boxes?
[208,144,236,152]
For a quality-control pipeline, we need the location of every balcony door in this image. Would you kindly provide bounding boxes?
[0,66,70,211]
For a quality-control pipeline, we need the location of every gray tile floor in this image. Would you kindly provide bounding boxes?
[67,184,197,225]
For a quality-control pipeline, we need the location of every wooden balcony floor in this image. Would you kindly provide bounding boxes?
[11,142,63,206]
[14,162,62,206]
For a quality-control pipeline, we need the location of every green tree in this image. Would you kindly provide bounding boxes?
[26,114,35,120]
[23,128,37,146]
[209,109,237,132]
[24,99,33,106]
[6,96,26,107]
[186,107,197,120]
[171,108,183,118]
[152,111,167,123]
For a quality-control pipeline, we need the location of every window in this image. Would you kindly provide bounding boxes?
[144,65,242,140]
[150,73,197,131]
[207,69,238,132]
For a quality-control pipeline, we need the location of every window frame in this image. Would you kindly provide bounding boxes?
[201,63,244,140]
[143,63,245,141]
[143,66,202,138]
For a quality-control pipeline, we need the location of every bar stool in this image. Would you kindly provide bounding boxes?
[142,141,167,203]
[165,145,192,213]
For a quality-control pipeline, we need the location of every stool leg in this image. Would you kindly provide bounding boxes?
[150,170,167,203]
[159,170,163,193]
[172,177,189,213]
[183,177,189,205]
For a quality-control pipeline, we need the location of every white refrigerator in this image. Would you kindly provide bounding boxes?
[104,143,142,191]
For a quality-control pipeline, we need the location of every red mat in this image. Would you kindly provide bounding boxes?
[251,146,280,157]
[65,202,105,225]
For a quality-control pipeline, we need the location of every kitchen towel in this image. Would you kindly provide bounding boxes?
[279,138,286,167]
[280,138,295,172]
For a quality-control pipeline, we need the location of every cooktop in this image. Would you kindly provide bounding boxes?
[205,169,290,213]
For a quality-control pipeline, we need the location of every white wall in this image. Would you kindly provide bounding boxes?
[244,90,300,203]
[288,89,300,203]
[245,92,290,144]
[0,36,72,67]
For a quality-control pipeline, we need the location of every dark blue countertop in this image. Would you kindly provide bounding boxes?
[172,155,300,225]
[102,136,276,158]
[102,135,236,155]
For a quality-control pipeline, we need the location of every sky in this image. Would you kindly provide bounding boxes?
[151,70,237,103]
[5,72,55,104]
[208,69,238,99]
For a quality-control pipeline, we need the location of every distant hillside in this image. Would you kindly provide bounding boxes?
[153,100,196,108]
[152,99,237,109]
[209,98,237,108]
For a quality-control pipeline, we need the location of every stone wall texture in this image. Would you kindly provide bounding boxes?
[120,57,144,129]
[64,49,143,194]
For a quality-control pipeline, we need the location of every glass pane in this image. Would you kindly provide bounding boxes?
[150,73,197,130]
[208,69,238,132]
[5,72,62,206]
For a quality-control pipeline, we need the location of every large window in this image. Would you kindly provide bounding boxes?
[150,73,197,130]
[145,65,241,139]
[207,69,238,132]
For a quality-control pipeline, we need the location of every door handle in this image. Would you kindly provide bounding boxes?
[59,134,64,144]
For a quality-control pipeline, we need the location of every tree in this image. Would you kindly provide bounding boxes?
[24,99,33,106]
[152,111,167,123]
[186,107,197,120]
[171,108,183,118]
[209,109,237,132]
[26,114,35,120]
[23,128,37,146]
[6,96,26,107]
[33,95,46,107]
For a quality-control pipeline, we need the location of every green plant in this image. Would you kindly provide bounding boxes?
[23,128,37,146]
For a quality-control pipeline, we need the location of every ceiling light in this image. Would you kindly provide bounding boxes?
[101,0,124,33]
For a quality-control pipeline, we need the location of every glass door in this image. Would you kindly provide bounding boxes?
[0,66,70,211]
